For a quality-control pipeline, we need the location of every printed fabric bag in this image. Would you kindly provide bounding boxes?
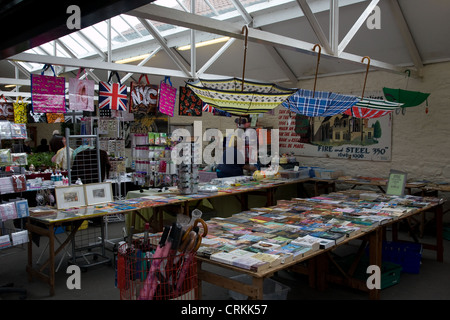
[158,76,177,117]
[178,86,203,116]
[98,71,128,111]
[27,104,47,123]
[31,64,66,113]
[46,113,65,123]
[130,74,158,114]
[13,96,27,124]
[0,95,14,121]
[69,68,95,112]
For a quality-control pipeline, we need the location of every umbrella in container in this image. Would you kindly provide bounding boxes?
[186,25,296,116]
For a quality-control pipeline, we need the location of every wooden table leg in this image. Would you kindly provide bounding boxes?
[27,219,33,282]
[197,260,202,300]
[368,228,382,300]
[48,225,55,296]
[435,204,444,262]
[251,276,264,300]
[316,254,328,291]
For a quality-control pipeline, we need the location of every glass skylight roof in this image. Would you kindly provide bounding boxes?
[20,0,273,73]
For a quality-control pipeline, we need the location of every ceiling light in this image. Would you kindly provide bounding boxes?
[115,53,151,64]
[4,84,17,88]
[177,37,231,51]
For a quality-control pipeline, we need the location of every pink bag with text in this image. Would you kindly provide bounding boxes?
[31,64,66,113]
[158,77,176,117]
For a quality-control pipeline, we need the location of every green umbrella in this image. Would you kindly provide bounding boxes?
[382,87,430,108]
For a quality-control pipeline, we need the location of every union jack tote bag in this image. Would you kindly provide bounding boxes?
[98,71,128,111]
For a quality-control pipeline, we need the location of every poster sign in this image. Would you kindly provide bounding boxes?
[386,170,407,196]
[278,106,392,161]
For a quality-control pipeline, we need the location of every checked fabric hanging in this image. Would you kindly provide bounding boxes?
[282,44,360,117]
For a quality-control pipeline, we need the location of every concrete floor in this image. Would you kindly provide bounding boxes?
[2,216,450,303]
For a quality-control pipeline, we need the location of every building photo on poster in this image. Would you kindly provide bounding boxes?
[278,101,392,161]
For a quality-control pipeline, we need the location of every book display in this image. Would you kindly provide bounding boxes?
[190,189,445,275]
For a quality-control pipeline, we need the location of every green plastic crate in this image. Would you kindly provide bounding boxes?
[333,254,402,290]
[443,224,450,241]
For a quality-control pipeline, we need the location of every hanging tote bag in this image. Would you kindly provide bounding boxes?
[13,96,27,124]
[98,71,128,112]
[178,86,203,116]
[130,74,159,114]
[158,76,177,117]
[31,64,66,113]
[0,94,14,121]
[69,68,95,112]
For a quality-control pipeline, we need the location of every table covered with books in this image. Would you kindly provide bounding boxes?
[193,190,445,300]
[23,177,308,296]
[125,177,310,230]
[25,197,191,296]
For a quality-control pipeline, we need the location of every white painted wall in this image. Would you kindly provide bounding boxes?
[170,61,450,183]
[283,61,450,183]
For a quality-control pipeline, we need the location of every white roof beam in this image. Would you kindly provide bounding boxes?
[204,0,220,16]
[55,39,101,83]
[137,18,192,77]
[230,0,253,25]
[338,0,380,55]
[8,52,193,79]
[8,61,30,78]
[388,0,424,76]
[120,46,162,83]
[329,0,339,55]
[128,3,408,75]
[217,0,298,84]
[191,0,197,79]
[296,0,333,54]
[77,30,108,60]
[176,0,189,12]
[196,38,236,76]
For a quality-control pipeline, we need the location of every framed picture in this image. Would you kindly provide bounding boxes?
[55,185,86,209]
[84,182,113,206]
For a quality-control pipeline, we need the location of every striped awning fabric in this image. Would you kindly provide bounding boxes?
[281,89,360,117]
[186,78,297,116]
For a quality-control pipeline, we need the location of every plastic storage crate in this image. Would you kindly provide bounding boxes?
[333,254,402,290]
[443,224,450,241]
[381,241,422,274]
[229,275,290,300]
[314,168,344,179]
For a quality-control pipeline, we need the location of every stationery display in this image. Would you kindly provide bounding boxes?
[131,132,174,188]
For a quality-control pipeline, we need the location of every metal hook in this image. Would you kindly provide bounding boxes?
[312,44,322,98]
[361,56,371,99]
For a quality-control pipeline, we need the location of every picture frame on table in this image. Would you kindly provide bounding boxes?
[84,182,113,206]
[55,185,86,209]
